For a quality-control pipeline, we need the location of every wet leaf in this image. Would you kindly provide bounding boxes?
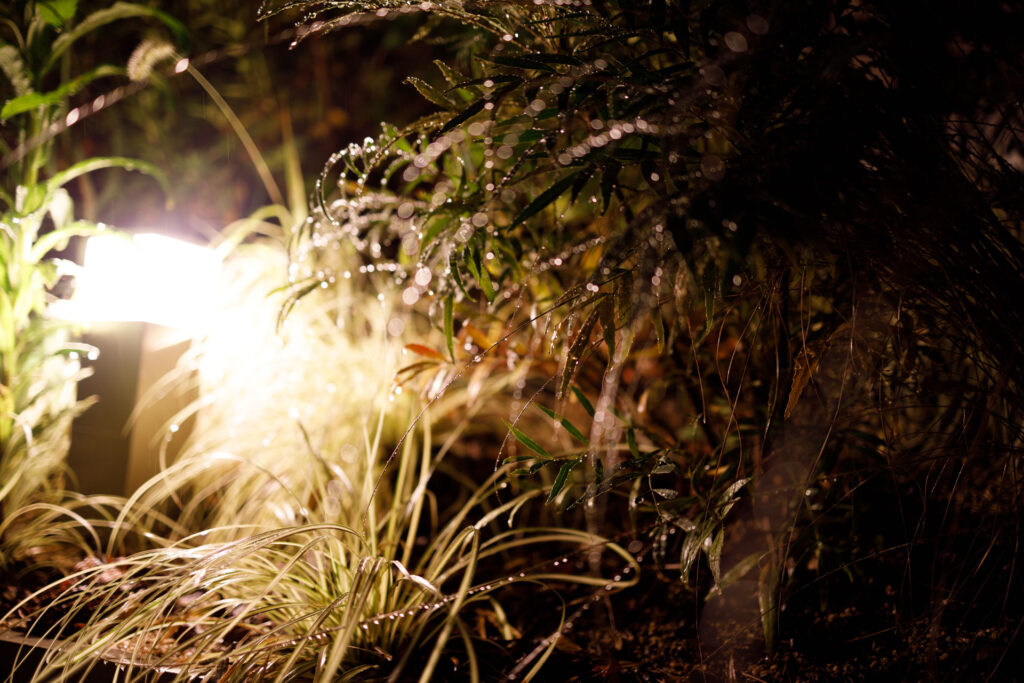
[652,304,666,354]
[571,385,595,417]
[406,76,456,110]
[547,460,578,504]
[404,344,445,361]
[759,562,779,654]
[559,309,599,398]
[483,54,556,72]
[443,295,455,362]
[598,296,616,356]
[439,98,485,134]
[511,169,586,228]
[711,551,761,600]
[707,529,724,586]
[536,404,589,444]
[462,323,491,350]
[38,0,77,27]
[504,421,551,459]
[0,65,122,120]
[626,428,640,459]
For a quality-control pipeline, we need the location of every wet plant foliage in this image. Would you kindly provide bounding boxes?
[2,0,1024,679]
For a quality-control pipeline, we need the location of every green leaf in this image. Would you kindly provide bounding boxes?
[547,460,577,504]
[680,520,714,585]
[439,98,486,134]
[598,295,616,356]
[706,529,724,587]
[405,76,456,110]
[626,428,640,459]
[0,289,14,352]
[571,385,595,417]
[523,53,583,67]
[0,65,123,120]
[759,562,779,654]
[600,161,620,213]
[46,2,189,75]
[478,259,496,303]
[47,156,170,199]
[38,0,77,27]
[511,169,585,228]
[443,294,455,362]
[29,221,104,263]
[433,59,469,88]
[504,421,551,459]
[449,252,472,299]
[483,55,556,72]
[651,487,677,499]
[652,303,666,353]
[711,552,762,600]
[559,309,599,398]
[536,404,589,445]
[717,476,751,506]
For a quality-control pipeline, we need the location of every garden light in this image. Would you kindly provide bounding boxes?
[57,232,221,333]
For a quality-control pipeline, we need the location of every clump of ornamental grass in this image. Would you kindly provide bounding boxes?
[6,389,637,681]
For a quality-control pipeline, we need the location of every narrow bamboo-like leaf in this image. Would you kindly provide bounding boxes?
[600,161,620,213]
[679,522,708,585]
[439,98,486,134]
[571,385,596,417]
[405,343,445,360]
[713,551,761,599]
[449,252,472,299]
[1,65,123,119]
[38,0,77,27]
[433,59,469,87]
[570,165,593,202]
[547,460,577,504]
[652,303,666,353]
[0,289,14,352]
[523,52,584,67]
[406,76,456,110]
[511,169,584,228]
[462,323,491,350]
[483,54,556,72]
[536,404,589,444]
[478,260,496,303]
[598,296,616,356]
[28,221,104,263]
[626,427,640,459]
[707,529,724,586]
[47,156,170,198]
[759,562,779,654]
[717,476,751,507]
[504,420,551,458]
[558,309,599,398]
[443,294,455,362]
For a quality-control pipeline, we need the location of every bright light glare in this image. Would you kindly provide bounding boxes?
[55,233,221,332]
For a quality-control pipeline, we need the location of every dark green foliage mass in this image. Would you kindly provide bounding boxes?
[278,0,1024,674]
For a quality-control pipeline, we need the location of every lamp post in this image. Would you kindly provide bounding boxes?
[52,232,221,495]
